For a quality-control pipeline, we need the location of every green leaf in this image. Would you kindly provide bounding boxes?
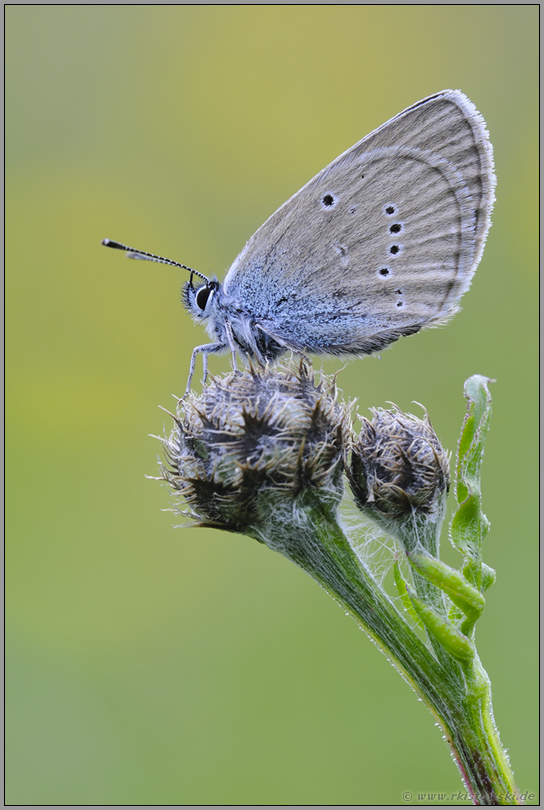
[481,563,497,592]
[406,587,475,663]
[450,375,493,591]
[408,552,485,622]
[393,560,424,628]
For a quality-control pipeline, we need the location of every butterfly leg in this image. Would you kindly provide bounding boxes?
[225,321,239,372]
[183,341,228,399]
[254,323,301,360]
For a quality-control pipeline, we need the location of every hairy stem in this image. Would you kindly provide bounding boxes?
[250,494,521,805]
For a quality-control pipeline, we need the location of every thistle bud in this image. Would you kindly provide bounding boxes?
[160,361,350,536]
[348,406,450,553]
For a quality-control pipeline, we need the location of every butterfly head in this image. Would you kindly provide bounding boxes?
[183,275,221,322]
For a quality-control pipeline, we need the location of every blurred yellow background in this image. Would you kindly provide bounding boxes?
[6,6,538,805]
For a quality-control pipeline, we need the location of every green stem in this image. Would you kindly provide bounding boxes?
[449,657,523,806]
[252,495,521,806]
[361,496,460,672]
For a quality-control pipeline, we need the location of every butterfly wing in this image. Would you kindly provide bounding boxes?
[223,90,495,355]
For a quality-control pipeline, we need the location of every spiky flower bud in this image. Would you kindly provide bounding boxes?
[160,361,350,537]
[349,407,450,515]
[348,407,450,554]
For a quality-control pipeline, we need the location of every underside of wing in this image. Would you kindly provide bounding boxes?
[223,90,495,356]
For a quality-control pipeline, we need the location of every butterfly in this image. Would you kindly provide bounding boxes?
[103,89,495,395]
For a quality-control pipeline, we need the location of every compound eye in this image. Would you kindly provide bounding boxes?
[195,285,212,311]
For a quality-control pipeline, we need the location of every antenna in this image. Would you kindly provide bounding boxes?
[101,239,210,284]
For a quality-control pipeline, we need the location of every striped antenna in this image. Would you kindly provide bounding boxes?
[101,239,210,284]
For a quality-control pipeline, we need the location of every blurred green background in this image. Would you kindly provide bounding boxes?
[6,6,538,806]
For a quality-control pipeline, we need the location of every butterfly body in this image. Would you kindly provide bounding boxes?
[184,277,286,362]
